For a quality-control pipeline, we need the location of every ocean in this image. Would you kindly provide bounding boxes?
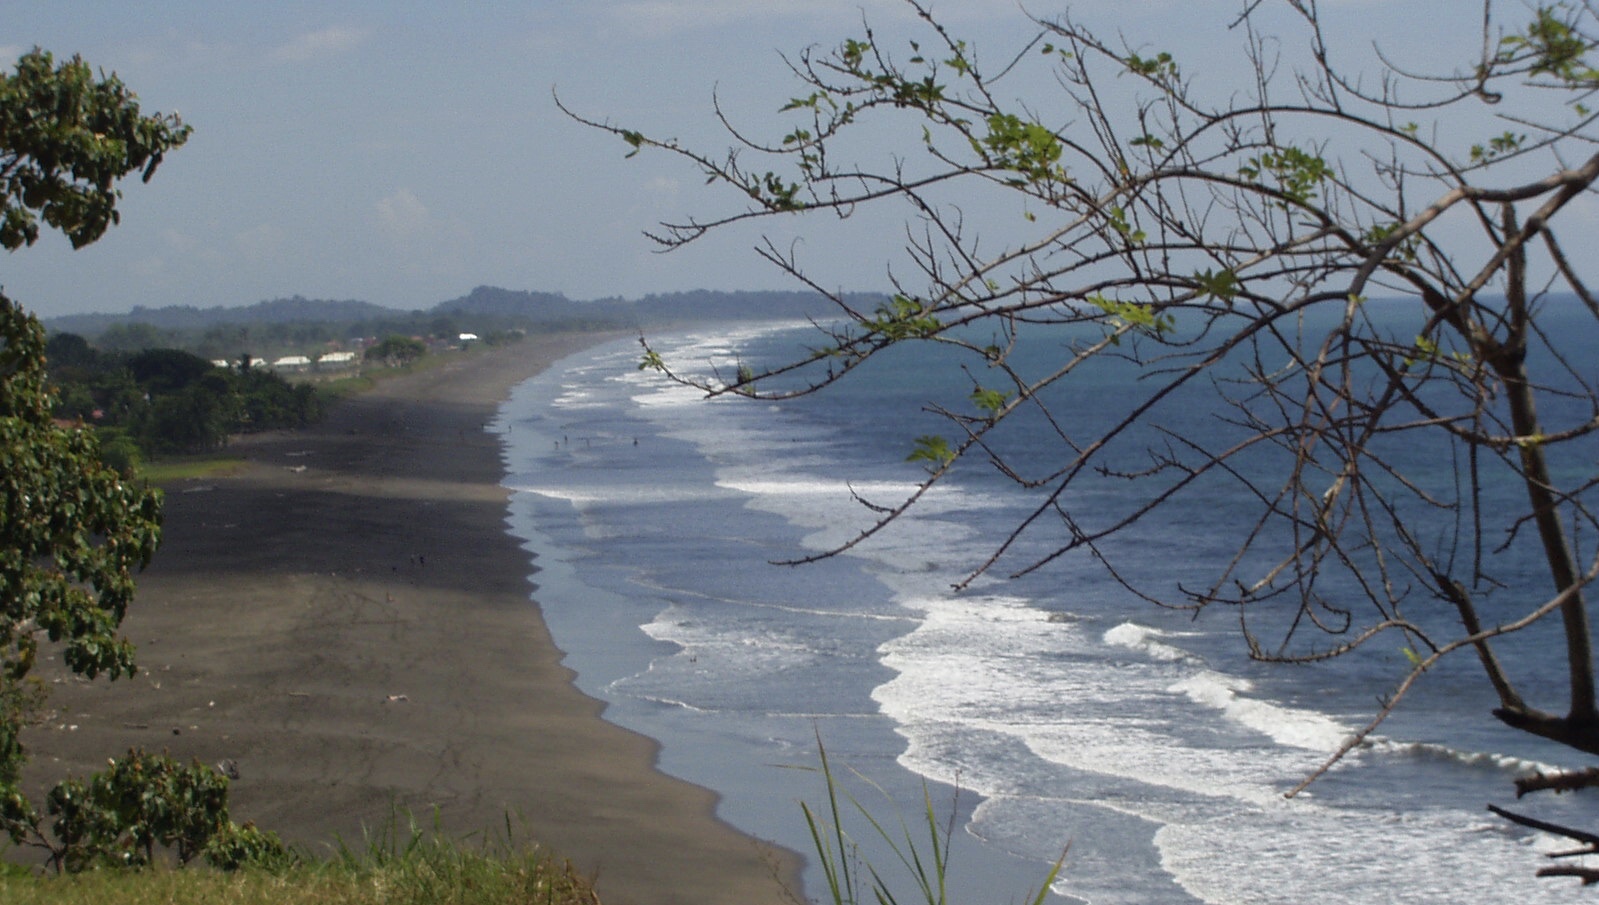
[495,309,1599,904]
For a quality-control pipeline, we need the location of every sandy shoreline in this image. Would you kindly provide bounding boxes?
[17,334,802,905]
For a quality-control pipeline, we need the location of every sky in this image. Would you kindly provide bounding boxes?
[0,1,1530,317]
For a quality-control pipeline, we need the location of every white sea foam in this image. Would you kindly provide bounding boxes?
[718,476,921,500]
[1152,805,1560,905]
[876,606,1295,806]
[637,605,817,674]
[865,580,1593,903]
[630,386,710,409]
[1168,672,1353,753]
[1102,622,1193,662]
[1365,739,1561,778]
[503,482,719,506]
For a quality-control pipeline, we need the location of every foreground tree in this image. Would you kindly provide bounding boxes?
[574,0,1599,880]
[0,289,160,820]
[1,48,284,869]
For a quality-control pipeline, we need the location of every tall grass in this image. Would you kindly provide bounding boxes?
[0,810,598,905]
[3,747,1063,905]
[326,809,599,905]
[802,738,1065,905]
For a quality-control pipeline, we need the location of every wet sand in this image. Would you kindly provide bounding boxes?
[18,335,801,905]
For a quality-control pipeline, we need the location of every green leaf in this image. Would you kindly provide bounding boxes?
[1193,267,1239,303]
[1124,51,1179,82]
[1086,294,1175,338]
[1104,206,1146,244]
[866,294,942,340]
[1502,6,1599,84]
[1237,146,1332,205]
[907,435,956,468]
[981,113,1066,182]
[970,386,1010,415]
[1468,130,1525,164]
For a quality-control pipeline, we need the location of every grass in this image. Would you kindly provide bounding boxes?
[0,751,1068,905]
[802,737,1065,905]
[0,812,599,905]
[139,455,249,483]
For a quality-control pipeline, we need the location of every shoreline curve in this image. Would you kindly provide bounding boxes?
[17,334,803,905]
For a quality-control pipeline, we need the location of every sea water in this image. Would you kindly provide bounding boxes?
[496,310,1599,904]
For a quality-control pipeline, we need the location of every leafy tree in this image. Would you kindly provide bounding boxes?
[124,347,215,396]
[0,290,161,840]
[195,323,252,362]
[235,367,320,432]
[0,47,278,871]
[133,370,238,454]
[579,0,1599,879]
[121,349,243,454]
[58,363,142,426]
[42,748,290,872]
[43,334,323,455]
[365,333,427,367]
[95,429,142,475]
[0,50,188,250]
[95,321,174,353]
[42,332,96,372]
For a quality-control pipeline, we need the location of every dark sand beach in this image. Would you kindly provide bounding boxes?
[18,334,801,905]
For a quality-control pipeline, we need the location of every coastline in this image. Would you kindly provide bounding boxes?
[17,334,802,905]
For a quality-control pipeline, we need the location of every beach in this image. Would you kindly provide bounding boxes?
[18,334,801,905]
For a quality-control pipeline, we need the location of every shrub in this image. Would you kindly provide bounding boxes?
[30,749,291,873]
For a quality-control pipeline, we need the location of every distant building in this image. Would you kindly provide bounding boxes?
[216,357,272,370]
[318,351,357,369]
[272,355,312,371]
[458,332,480,343]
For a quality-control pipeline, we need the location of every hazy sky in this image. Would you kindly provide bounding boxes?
[0,2,1530,316]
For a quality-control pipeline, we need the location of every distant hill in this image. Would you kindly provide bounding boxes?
[431,286,626,325]
[432,286,843,326]
[45,286,865,338]
[629,289,843,324]
[45,296,400,336]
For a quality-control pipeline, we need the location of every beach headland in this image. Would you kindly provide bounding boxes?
[17,334,802,905]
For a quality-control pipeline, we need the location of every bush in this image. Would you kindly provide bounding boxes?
[96,429,142,475]
[29,749,291,873]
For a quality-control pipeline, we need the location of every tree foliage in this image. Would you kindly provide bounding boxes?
[41,748,290,872]
[0,289,165,848]
[0,48,189,251]
[364,333,427,367]
[0,293,158,687]
[44,339,323,457]
[0,46,281,871]
[578,0,1599,879]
